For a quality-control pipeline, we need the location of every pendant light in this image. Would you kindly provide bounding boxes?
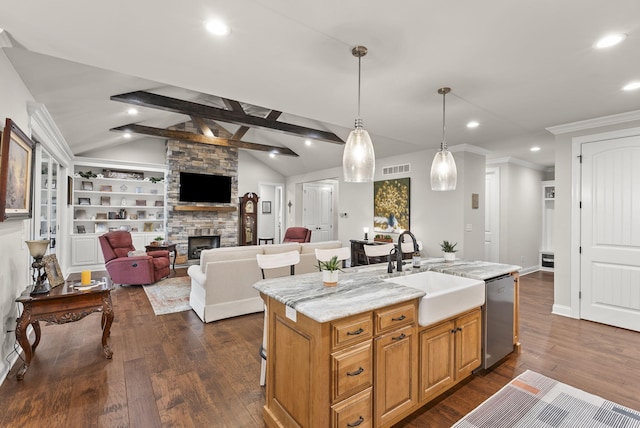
[343,45,375,182]
[430,87,457,191]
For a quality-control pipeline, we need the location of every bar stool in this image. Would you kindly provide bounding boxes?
[314,247,351,270]
[255,250,300,386]
[363,243,395,264]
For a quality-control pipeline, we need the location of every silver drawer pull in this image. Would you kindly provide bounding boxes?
[346,328,364,336]
[346,367,364,376]
[392,333,406,341]
[347,416,364,427]
[391,314,406,321]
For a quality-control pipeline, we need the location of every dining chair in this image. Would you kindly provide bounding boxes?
[363,243,395,265]
[314,247,351,270]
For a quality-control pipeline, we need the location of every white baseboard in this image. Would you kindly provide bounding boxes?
[519,265,540,276]
[552,304,575,318]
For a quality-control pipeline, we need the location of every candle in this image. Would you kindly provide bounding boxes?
[81,270,92,285]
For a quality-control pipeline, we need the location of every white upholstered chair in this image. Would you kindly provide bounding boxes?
[255,251,300,386]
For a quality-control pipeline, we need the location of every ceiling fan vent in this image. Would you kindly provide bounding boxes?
[382,163,411,176]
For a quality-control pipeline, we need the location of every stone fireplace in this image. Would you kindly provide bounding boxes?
[165,121,239,257]
[188,235,221,260]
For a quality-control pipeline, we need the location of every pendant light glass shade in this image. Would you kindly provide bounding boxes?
[343,119,375,182]
[343,46,375,182]
[430,87,457,191]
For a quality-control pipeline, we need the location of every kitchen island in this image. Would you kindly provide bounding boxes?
[254,259,520,428]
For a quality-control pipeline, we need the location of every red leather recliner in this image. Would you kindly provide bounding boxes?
[99,231,170,285]
[282,227,312,243]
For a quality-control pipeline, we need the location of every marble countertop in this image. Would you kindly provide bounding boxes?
[253,258,520,323]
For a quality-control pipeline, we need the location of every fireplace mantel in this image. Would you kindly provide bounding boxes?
[174,206,237,212]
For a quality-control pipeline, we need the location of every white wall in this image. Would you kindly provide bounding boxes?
[0,49,37,383]
[237,151,284,198]
[488,160,544,271]
[286,148,486,258]
[82,137,166,165]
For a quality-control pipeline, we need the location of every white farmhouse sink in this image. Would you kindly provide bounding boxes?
[384,271,485,326]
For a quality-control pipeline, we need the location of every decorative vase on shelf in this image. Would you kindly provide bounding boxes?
[322,270,339,287]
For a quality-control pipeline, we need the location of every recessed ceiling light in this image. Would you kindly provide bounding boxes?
[127,108,138,115]
[205,20,231,36]
[305,139,312,146]
[269,152,276,158]
[530,146,541,152]
[124,132,132,139]
[594,33,627,49]
[622,81,640,91]
[466,121,479,128]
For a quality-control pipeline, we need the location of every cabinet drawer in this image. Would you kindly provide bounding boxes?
[332,313,373,350]
[375,302,416,334]
[332,342,372,403]
[331,387,372,428]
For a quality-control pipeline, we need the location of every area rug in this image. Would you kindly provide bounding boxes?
[142,275,191,315]
[454,370,640,427]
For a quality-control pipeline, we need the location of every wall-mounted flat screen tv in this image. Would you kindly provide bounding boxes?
[179,172,232,203]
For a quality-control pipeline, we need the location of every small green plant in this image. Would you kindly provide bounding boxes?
[384,235,392,240]
[440,240,457,253]
[154,236,164,242]
[149,177,163,183]
[317,256,344,272]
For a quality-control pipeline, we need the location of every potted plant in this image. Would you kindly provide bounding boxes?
[151,236,164,246]
[440,240,457,262]
[374,234,394,243]
[317,256,343,287]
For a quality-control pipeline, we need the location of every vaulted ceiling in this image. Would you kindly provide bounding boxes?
[1,1,639,176]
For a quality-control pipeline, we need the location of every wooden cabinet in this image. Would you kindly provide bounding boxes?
[373,302,417,427]
[262,297,418,428]
[239,192,258,246]
[419,308,482,403]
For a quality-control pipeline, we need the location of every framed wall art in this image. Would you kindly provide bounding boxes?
[0,119,35,221]
[373,178,410,233]
[262,201,271,214]
[43,254,64,288]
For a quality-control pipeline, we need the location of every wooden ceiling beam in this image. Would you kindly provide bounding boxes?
[111,91,344,144]
[232,110,282,140]
[111,123,298,156]
[190,116,215,137]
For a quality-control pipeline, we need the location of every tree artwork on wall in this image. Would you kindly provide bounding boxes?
[373,178,410,233]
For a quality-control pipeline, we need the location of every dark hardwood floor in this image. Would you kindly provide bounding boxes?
[1,271,639,427]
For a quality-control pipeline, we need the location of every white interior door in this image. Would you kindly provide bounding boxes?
[580,135,640,331]
[303,182,333,242]
[484,167,500,262]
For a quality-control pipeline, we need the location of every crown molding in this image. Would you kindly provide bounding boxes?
[546,109,640,135]
[486,156,546,171]
[449,143,491,156]
[27,102,74,164]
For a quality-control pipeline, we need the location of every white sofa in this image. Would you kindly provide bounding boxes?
[187,240,343,322]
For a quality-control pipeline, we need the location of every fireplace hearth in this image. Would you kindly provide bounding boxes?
[188,235,221,260]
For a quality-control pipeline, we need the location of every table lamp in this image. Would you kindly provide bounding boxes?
[25,240,51,295]
[363,227,369,241]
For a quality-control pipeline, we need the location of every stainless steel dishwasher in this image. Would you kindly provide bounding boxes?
[482,274,515,369]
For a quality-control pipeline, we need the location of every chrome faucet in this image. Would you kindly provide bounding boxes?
[397,231,419,272]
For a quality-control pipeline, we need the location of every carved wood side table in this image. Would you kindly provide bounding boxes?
[15,281,115,380]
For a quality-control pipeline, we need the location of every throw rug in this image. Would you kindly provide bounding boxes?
[142,275,191,316]
[454,370,640,428]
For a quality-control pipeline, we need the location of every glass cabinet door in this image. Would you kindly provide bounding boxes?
[37,149,60,254]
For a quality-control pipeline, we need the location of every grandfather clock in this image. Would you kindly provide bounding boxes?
[239,192,259,246]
